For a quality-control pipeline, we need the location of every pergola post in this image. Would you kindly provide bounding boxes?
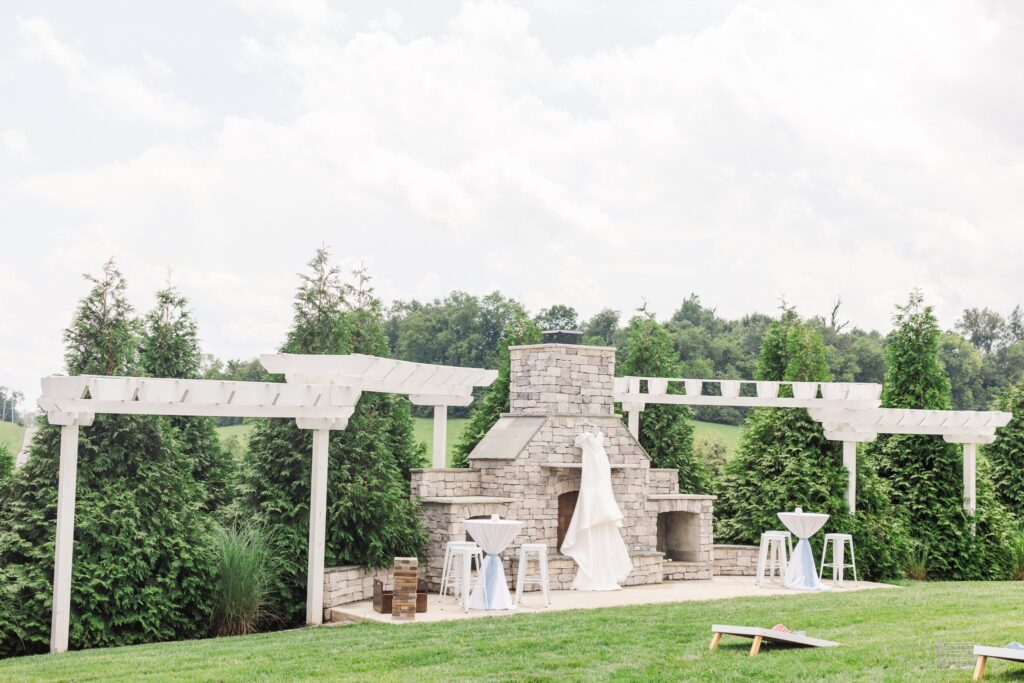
[51,423,79,654]
[962,442,977,518]
[306,428,330,626]
[842,441,857,514]
[624,403,644,440]
[432,405,448,468]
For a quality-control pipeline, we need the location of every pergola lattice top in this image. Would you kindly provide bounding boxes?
[613,376,1010,443]
[615,374,1013,522]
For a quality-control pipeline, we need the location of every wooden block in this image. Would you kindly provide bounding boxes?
[750,635,763,657]
[710,632,722,651]
[393,557,418,619]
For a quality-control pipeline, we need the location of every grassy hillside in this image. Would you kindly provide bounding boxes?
[215,418,742,464]
[0,421,26,455]
[215,419,471,466]
[3,582,1022,681]
[692,420,744,457]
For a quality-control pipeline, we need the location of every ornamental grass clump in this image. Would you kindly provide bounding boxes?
[906,543,929,581]
[212,523,279,637]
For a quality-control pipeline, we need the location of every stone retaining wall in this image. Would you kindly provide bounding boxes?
[323,565,390,619]
[712,544,759,576]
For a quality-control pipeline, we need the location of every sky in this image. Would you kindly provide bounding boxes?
[1,0,1023,405]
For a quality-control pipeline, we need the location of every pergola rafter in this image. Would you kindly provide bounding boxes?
[37,354,497,654]
[615,376,1012,519]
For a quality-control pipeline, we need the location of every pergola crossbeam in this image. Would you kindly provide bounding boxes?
[618,374,1013,526]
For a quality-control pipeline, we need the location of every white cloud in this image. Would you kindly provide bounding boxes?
[3,0,1024,403]
[0,128,32,161]
[16,16,204,128]
[228,0,346,31]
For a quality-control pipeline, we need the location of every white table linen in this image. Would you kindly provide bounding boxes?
[464,519,523,610]
[777,512,829,591]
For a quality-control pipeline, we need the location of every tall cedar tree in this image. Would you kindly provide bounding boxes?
[0,260,215,656]
[140,286,237,516]
[451,312,541,467]
[715,309,911,580]
[243,250,426,625]
[617,314,707,493]
[866,291,1013,579]
[986,382,1024,512]
[0,443,12,491]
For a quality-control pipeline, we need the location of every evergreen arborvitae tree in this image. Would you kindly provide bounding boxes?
[451,312,541,468]
[617,314,706,493]
[0,260,215,656]
[867,291,1013,579]
[141,286,236,515]
[715,309,910,580]
[0,443,12,493]
[986,382,1024,512]
[244,250,426,625]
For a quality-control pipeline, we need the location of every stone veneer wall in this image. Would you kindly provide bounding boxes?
[712,544,759,576]
[509,344,615,416]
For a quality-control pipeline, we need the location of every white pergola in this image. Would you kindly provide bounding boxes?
[37,353,496,654]
[615,377,1012,516]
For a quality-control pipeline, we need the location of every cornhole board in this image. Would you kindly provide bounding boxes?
[710,625,840,656]
[972,645,1024,680]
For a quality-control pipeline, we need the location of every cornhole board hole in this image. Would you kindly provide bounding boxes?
[972,645,1024,680]
[710,625,840,656]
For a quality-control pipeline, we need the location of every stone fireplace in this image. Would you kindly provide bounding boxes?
[409,342,716,590]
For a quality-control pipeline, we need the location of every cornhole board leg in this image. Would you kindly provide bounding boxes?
[750,635,764,657]
[710,632,722,651]
[973,655,987,681]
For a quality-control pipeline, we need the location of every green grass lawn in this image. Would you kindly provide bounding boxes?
[2,582,1021,681]
[412,417,469,465]
[0,421,26,454]
[692,420,744,457]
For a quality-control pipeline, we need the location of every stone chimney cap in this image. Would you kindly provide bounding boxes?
[541,329,583,344]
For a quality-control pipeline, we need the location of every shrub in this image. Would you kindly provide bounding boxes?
[0,262,217,656]
[245,251,426,625]
[0,442,12,491]
[1008,530,1024,581]
[211,523,278,636]
[867,291,1012,579]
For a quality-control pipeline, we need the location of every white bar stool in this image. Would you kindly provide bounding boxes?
[819,533,857,585]
[514,543,551,607]
[439,541,483,607]
[755,530,792,587]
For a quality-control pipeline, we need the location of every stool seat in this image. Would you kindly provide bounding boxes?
[439,541,484,612]
[756,531,791,587]
[819,533,858,586]
[515,543,551,607]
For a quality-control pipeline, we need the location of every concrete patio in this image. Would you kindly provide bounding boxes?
[326,575,896,625]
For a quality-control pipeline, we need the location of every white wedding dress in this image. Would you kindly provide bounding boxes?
[560,431,633,590]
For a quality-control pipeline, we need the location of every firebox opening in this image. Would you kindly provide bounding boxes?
[556,491,579,550]
[657,511,700,562]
